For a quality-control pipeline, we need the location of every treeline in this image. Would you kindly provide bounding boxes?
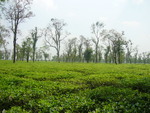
[1,22,150,64]
[0,0,150,64]
[53,33,150,64]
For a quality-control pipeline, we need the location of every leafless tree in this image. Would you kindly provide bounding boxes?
[44,18,69,63]
[91,21,104,63]
[2,0,34,63]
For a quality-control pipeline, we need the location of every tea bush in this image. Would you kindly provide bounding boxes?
[0,61,149,112]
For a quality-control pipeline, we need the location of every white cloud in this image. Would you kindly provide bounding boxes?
[122,21,141,27]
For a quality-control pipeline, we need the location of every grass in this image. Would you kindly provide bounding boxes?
[0,60,150,113]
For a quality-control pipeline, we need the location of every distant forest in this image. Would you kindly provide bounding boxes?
[0,0,150,64]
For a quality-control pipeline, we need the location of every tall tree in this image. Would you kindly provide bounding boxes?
[91,21,104,63]
[2,0,33,63]
[65,37,77,62]
[103,29,125,64]
[31,27,42,62]
[44,18,69,62]
[125,40,133,63]
[77,35,86,62]
[21,41,26,61]
[24,37,32,62]
[102,31,112,63]
[83,38,93,63]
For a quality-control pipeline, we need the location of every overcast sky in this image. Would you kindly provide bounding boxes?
[8,0,150,54]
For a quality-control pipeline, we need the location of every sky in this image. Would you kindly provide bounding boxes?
[4,0,150,55]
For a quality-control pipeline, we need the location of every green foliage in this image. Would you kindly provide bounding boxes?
[0,61,150,112]
[6,106,30,113]
[84,48,93,63]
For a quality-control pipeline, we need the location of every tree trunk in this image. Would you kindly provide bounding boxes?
[118,50,121,64]
[13,34,16,63]
[114,53,117,64]
[33,49,35,62]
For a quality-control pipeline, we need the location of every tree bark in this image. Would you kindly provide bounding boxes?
[13,32,17,63]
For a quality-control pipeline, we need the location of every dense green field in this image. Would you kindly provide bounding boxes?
[0,61,150,113]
